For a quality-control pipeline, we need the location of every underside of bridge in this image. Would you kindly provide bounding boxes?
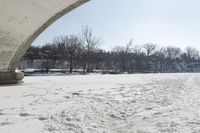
[0,0,89,84]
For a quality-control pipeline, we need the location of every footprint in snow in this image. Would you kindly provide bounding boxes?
[1,122,12,126]
[72,92,80,96]
[19,113,32,117]
[38,116,48,121]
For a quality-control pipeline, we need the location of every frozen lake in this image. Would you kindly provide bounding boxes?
[1,73,200,133]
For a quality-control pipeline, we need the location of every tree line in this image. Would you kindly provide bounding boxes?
[21,26,200,73]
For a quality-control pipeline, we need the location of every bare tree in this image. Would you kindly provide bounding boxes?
[80,26,101,72]
[53,35,81,73]
[132,45,142,56]
[165,46,181,71]
[183,47,199,71]
[154,47,167,72]
[143,43,157,57]
[112,40,133,72]
[143,43,157,71]
[166,46,181,60]
[185,47,199,59]
[132,45,146,72]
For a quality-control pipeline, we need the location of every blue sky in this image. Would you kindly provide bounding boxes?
[32,0,200,50]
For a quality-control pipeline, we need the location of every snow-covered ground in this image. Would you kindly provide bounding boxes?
[1,73,200,133]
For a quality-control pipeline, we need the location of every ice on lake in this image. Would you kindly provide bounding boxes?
[1,73,200,133]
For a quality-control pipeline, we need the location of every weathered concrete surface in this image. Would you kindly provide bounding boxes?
[0,0,89,84]
[0,72,24,84]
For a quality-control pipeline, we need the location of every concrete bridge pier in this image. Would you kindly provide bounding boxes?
[0,72,24,84]
[0,0,89,84]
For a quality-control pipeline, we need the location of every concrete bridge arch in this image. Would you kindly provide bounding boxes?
[0,0,89,84]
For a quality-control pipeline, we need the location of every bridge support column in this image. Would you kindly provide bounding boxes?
[0,72,24,84]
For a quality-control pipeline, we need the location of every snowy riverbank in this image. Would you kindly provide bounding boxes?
[1,73,200,133]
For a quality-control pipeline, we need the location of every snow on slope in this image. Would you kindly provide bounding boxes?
[1,74,200,133]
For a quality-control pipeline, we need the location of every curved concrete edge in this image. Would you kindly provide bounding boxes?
[0,0,89,84]
[0,72,24,84]
[8,0,90,71]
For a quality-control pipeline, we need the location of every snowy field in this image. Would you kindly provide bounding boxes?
[1,73,200,133]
